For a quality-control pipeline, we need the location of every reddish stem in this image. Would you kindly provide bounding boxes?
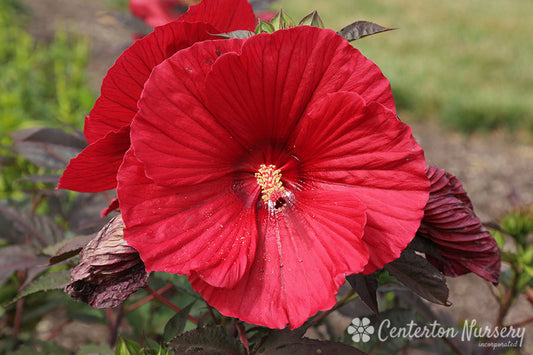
[235,320,250,355]
[206,302,218,325]
[45,319,73,341]
[13,299,24,338]
[145,287,199,324]
[125,283,174,313]
[508,315,533,328]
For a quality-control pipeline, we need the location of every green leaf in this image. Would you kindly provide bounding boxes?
[298,11,324,28]
[163,302,195,342]
[11,268,71,303]
[167,326,243,354]
[115,337,142,355]
[385,249,450,305]
[255,19,275,34]
[270,8,295,31]
[337,21,395,41]
[76,343,113,355]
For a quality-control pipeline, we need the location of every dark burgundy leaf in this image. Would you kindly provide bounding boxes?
[417,166,501,284]
[168,326,243,355]
[0,245,47,285]
[68,193,111,235]
[259,339,365,354]
[11,127,86,149]
[17,174,60,184]
[163,302,195,342]
[385,249,450,305]
[46,235,94,265]
[337,21,395,41]
[11,127,86,170]
[0,206,63,248]
[346,274,379,316]
[255,327,364,354]
[407,235,443,261]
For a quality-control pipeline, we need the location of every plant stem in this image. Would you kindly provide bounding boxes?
[13,299,24,338]
[145,287,199,324]
[508,315,533,328]
[311,289,357,324]
[495,264,520,326]
[125,283,174,313]
[108,305,124,346]
[45,319,73,341]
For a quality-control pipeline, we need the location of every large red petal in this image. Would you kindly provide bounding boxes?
[131,39,246,187]
[181,0,255,32]
[190,187,369,329]
[118,149,258,288]
[291,92,429,272]
[417,166,501,283]
[204,26,395,150]
[84,21,219,144]
[58,126,130,192]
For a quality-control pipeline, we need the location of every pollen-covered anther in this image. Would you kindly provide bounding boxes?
[255,164,286,207]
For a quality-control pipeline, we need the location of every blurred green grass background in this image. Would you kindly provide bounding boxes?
[1,0,533,136]
[279,0,533,134]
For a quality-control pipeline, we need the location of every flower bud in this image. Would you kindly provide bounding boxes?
[65,215,148,308]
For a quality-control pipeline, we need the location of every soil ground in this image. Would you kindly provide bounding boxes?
[23,0,533,353]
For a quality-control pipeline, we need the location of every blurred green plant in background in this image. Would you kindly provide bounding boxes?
[0,0,94,200]
[278,0,533,134]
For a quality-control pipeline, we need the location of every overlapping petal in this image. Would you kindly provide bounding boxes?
[291,92,429,272]
[189,187,369,329]
[181,0,255,32]
[58,127,130,192]
[118,149,258,288]
[84,21,219,144]
[417,166,501,283]
[60,0,256,193]
[205,27,395,150]
[131,39,246,187]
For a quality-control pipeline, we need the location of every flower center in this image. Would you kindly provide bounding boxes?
[255,164,286,208]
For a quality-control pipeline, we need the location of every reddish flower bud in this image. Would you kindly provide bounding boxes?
[65,215,148,308]
[417,166,501,284]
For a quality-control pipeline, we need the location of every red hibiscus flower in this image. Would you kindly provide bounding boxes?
[117,26,429,329]
[58,0,255,193]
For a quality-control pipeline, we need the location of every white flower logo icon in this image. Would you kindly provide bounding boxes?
[347,317,374,343]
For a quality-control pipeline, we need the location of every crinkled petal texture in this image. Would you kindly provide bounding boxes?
[417,166,501,284]
[119,26,429,329]
[58,0,255,192]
